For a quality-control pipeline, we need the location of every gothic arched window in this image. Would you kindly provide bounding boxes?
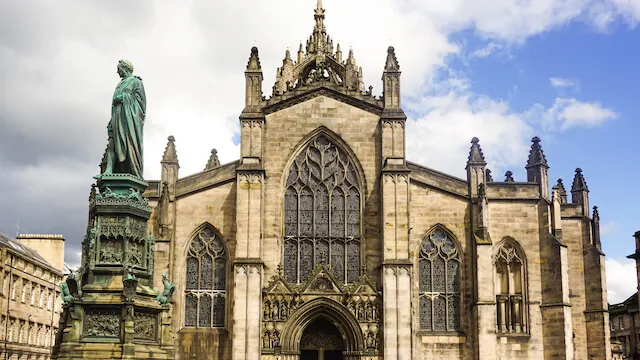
[283,134,362,285]
[418,227,461,332]
[494,239,528,333]
[184,227,227,328]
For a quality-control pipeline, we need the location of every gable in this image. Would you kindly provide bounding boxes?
[263,85,383,116]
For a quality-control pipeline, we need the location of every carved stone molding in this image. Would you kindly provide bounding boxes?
[134,311,158,340]
[83,309,120,339]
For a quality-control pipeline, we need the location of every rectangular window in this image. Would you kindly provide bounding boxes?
[620,317,625,330]
[11,278,18,300]
[611,319,615,331]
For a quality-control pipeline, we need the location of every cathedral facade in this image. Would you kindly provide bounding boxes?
[145,2,611,359]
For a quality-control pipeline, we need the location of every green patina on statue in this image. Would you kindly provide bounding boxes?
[103,59,147,179]
[156,272,175,304]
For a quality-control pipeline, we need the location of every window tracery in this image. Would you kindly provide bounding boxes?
[283,134,361,285]
[184,227,227,328]
[418,227,461,332]
[494,240,528,334]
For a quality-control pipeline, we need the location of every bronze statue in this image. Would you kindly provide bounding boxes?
[103,60,147,178]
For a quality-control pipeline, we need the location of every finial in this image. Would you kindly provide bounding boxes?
[505,171,514,182]
[467,137,486,167]
[485,169,493,182]
[317,0,323,11]
[571,167,588,192]
[205,148,221,170]
[246,47,262,71]
[593,206,599,219]
[526,136,548,168]
[162,135,178,164]
[555,178,568,203]
[384,46,400,71]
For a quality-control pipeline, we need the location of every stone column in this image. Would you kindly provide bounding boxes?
[233,170,264,360]
[539,188,574,360]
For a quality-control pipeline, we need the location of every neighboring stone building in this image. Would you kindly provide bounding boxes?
[609,231,640,359]
[15,234,65,273]
[142,2,612,359]
[0,233,64,360]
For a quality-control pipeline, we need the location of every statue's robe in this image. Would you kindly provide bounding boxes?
[109,74,146,178]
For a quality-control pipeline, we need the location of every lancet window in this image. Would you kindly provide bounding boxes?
[494,240,528,333]
[283,134,362,285]
[184,227,227,328]
[418,227,461,332]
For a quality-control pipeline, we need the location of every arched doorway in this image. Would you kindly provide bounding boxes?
[280,297,364,360]
[300,318,344,360]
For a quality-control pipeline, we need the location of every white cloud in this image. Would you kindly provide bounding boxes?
[525,97,618,132]
[550,77,578,88]
[405,73,533,177]
[600,220,621,236]
[0,0,629,262]
[470,42,502,58]
[606,257,637,304]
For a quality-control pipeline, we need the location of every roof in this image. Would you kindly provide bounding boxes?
[0,232,63,275]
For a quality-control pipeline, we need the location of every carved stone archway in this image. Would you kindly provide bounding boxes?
[280,297,364,360]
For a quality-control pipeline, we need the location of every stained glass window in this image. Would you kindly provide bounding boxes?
[418,227,461,332]
[184,227,227,328]
[494,240,527,334]
[283,135,362,284]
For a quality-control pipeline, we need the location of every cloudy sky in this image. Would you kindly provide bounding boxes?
[1,0,639,302]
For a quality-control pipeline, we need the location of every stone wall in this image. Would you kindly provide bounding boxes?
[16,234,65,273]
[262,96,382,282]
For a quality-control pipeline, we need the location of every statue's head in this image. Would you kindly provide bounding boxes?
[162,272,169,280]
[117,59,134,78]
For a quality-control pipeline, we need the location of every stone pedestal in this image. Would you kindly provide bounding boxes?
[53,174,173,360]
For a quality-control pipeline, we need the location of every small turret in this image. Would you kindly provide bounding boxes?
[335,43,342,64]
[382,46,401,109]
[161,136,178,165]
[297,42,305,64]
[525,136,550,200]
[571,168,589,213]
[466,137,487,198]
[244,47,263,110]
[556,178,568,204]
[161,135,179,201]
[551,186,563,240]
[591,206,602,250]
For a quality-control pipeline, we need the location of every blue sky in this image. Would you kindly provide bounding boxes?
[455,23,640,260]
[0,0,639,302]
